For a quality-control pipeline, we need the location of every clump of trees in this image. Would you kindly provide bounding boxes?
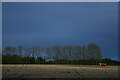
[2,43,119,65]
[2,43,102,60]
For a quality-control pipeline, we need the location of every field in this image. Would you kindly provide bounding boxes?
[2,64,119,78]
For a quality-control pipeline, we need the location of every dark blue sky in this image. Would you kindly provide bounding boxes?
[3,2,118,60]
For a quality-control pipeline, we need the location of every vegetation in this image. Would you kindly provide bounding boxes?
[1,43,120,65]
[2,54,120,65]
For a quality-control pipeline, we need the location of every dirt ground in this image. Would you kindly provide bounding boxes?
[2,64,119,78]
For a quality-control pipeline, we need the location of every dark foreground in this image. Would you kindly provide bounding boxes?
[2,64,119,78]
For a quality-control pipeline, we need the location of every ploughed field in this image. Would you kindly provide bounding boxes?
[2,64,119,78]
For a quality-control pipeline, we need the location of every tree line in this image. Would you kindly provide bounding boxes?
[1,43,120,65]
[2,43,102,60]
